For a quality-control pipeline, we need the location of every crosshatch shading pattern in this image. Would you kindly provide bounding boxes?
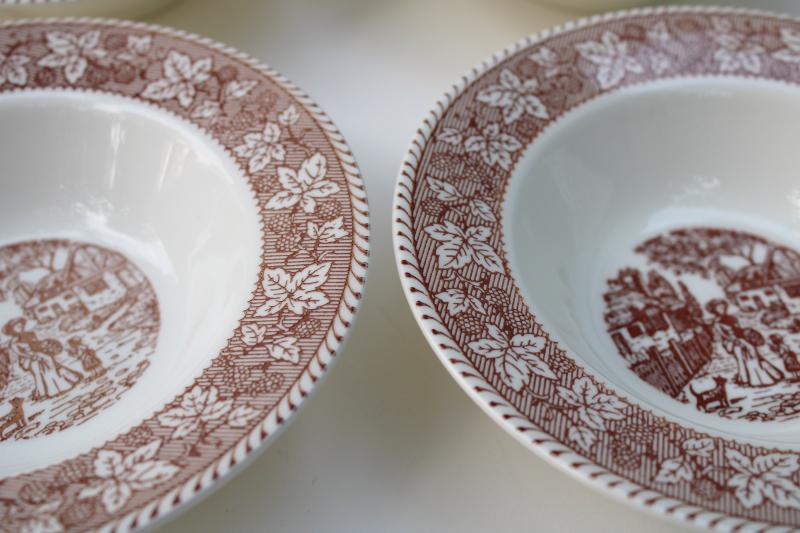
[396,7,800,530]
[0,19,368,532]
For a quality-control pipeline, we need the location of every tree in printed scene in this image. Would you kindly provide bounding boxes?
[635,227,768,284]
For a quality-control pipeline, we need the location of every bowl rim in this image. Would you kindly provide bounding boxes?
[0,16,369,532]
[393,4,800,530]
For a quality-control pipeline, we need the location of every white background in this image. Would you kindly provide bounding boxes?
[144,0,800,531]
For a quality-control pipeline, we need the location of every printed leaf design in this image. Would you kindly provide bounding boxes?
[117,34,152,61]
[575,30,643,89]
[191,99,221,119]
[727,449,800,509]
[424,221,504,273]
[774,28,800,63]
[278,104,300,126]
[265,336,301,364]
[568,425,596,451]
[469,325,555,391]
[435,288,486,316]
[267,153,339,213]
[426,176,463,202]
[225,79,258,99]
[710,17,764,74]
[234,122,286,173]
[655,456,694,484]
[469,199,496,222]
[0,52,30,86]
[256,262,331,316]
[557,377,625,431]
[79,439,179,514]
[141,50,212,108]
[437,127,463,145]
[157,385,234,439]
[464,123,522,170]
[308,217,347,243]
[38,30,107,85]
[684,438,714,458]
[241,323,268,346]
[228,404,261,428]
[476,68,548,124]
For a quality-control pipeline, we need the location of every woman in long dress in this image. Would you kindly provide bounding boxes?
[770,333,800,381]
[2,318,82,400]
[706,300,783,387]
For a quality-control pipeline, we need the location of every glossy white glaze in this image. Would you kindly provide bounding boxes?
[505,76,800,445]
[0,90,261,476]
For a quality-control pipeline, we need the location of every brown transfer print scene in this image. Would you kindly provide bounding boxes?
[603,227,800,422]
[0,240,159,440]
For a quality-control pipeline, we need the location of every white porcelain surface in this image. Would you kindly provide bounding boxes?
[0,90,260,476]
[506,76,800,446]
[0,0,180,19]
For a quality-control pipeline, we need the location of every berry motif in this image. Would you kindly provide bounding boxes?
[548,353,577,375]
[248,373,285,395]
[268,213,295,235]
[455,312,485,335]
[691,476,724,501]
[255,178,277,195]
[104,33,127,50]
[624,425,655,448]
[117,424,155,448]
[34,69,56,87]
[59,500,97,529]
[53,459,93,487]
[421,198,446,218]
[291,317,321,339]
[484,287,510,308]
[19,481,51,504]
[86,67,111,86]
[221,365,255,390]
[479,175,499,195]
[316,200,342,221]
[504,309,532,335]
[230,101,275,131]
[114,64,138,84]
[611,438,642,470]
[276,234,302,252]
[429,153,460,173]
[216,65,238,83]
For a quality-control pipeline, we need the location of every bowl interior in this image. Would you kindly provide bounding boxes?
[0,90,260,475]
[505,77,800,444]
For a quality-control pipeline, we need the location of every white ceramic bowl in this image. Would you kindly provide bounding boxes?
[0,18,368,531]
[0,0,180,19]
[395,6,800,530]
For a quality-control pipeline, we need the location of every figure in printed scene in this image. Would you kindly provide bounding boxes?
[66,337,106,378]
[2,318,83,400]
[770,333,800,381]
[0,397,27,439]
[706,299,784,387]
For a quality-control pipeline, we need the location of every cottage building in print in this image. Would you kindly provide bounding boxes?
[0,238,160,441]
[604,269,714,397]
[720,246,800,315]
[12,244,146,325]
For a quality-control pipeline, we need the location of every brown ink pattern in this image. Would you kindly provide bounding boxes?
[605,228,800,422]
[0,18,369,533]
[395,7,800,530]
[0,239,158,441]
